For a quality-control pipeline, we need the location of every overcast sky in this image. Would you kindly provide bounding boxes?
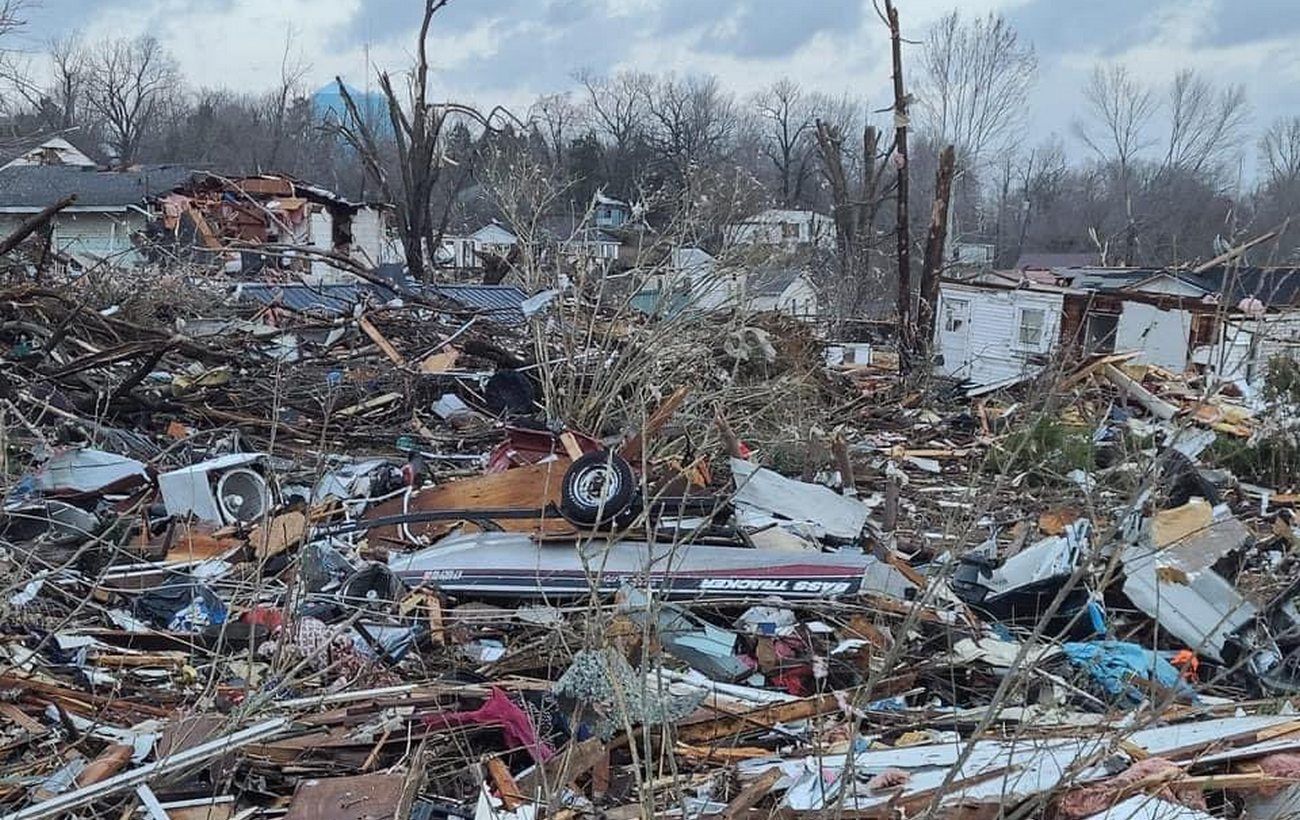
[11,0,1300,170]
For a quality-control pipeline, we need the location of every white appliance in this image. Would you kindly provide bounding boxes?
[158,453,276,525]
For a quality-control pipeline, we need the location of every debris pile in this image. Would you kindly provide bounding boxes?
[2,270,1300,820]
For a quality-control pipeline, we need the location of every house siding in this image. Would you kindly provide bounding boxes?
[1211,315,1300,386]
[935,285,1064,386]
[0,211,148,266]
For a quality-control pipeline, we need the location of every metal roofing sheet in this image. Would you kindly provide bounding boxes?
[234,281,528,325]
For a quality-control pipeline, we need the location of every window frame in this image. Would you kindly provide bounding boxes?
[942,298,970,333]
[1015,306,1049,352]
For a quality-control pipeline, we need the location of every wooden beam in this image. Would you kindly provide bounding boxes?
[359,317,406,366]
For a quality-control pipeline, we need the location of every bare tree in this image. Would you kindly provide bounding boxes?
[333,0,512,281]
[259,29,310,171]
[46,35,88,131]
[917,10,1036,168]
[0,32,88,131]
[884,0,915,363]
[577,69,651,153]
[1261,116,1300,189]
[815,119,888,318]
[918,144,956,353]
[1000,139,1067,264]
[529,92,577,168]
[644,73,737,184]
[753,78,818,207]
[0,0,20,36]
[84,35,180,165]
[1075,64,1157,265]
[1162,68,1247,179]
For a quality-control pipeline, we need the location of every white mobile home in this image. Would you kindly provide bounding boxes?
[934,282,1066,386]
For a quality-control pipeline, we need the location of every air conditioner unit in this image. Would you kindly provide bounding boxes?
[159,453,277,525]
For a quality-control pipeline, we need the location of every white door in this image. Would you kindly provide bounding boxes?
[937,296,972,375]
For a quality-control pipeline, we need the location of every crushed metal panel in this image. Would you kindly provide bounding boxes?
[730,458,869,541]
[1122,514,1254,662]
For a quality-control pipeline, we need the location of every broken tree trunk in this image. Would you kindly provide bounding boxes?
[886,0,913,369]
[917,145,957,358]
[0,195,76,257]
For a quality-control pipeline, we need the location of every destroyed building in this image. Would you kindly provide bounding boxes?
[936,264,1300,391]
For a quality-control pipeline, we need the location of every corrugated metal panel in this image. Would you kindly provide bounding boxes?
[235,281,527,325]
[429,285,527,325]
[236,283,397,316]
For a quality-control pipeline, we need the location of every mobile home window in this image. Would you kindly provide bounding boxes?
[1017,307,1046,349]
[943,299,969,332]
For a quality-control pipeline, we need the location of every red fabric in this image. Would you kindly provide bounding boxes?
[423,687,554,763]
[770,666,813,696]
[241,607,284,633]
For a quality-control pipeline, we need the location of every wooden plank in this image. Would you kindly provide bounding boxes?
[337,391,402,418]
[674,682,911,744]
[558,432,584,461]
[515,736,607,798]
[620,386,690,463]
[0,704,44,734]
[1102,363,1178,420]
[486,756,525,809]
[248,510,308,560]
[675,743,772,763]
[358,317,406,366]
[361,460,576,546]
[722,768,782,820]
[419,348,460,374]
[184,203,223,250]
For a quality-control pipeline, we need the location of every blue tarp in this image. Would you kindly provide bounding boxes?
[1063,640,1195,706]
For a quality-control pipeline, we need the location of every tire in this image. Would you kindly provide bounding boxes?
[561,451,636,526]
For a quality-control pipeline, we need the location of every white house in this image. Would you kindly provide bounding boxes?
[306,204,401,282]
[0,164,197,267]
[633,249,819,319]
[724,209,834,251]
[743,265,819,317]
[559,227,621,263]
[949,241,996,268]
[935,265,1300,391]
[1,137,97,171]
[935,281,1066,387]
[471,223,520,258]
[593,191,632,229]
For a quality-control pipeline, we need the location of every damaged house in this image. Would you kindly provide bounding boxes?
[934,266,1300,390]
[149,174,400,280]
[0,163,198,269]
[724,208,835,251]
[632,248,820,319]
[0,159,399,278]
